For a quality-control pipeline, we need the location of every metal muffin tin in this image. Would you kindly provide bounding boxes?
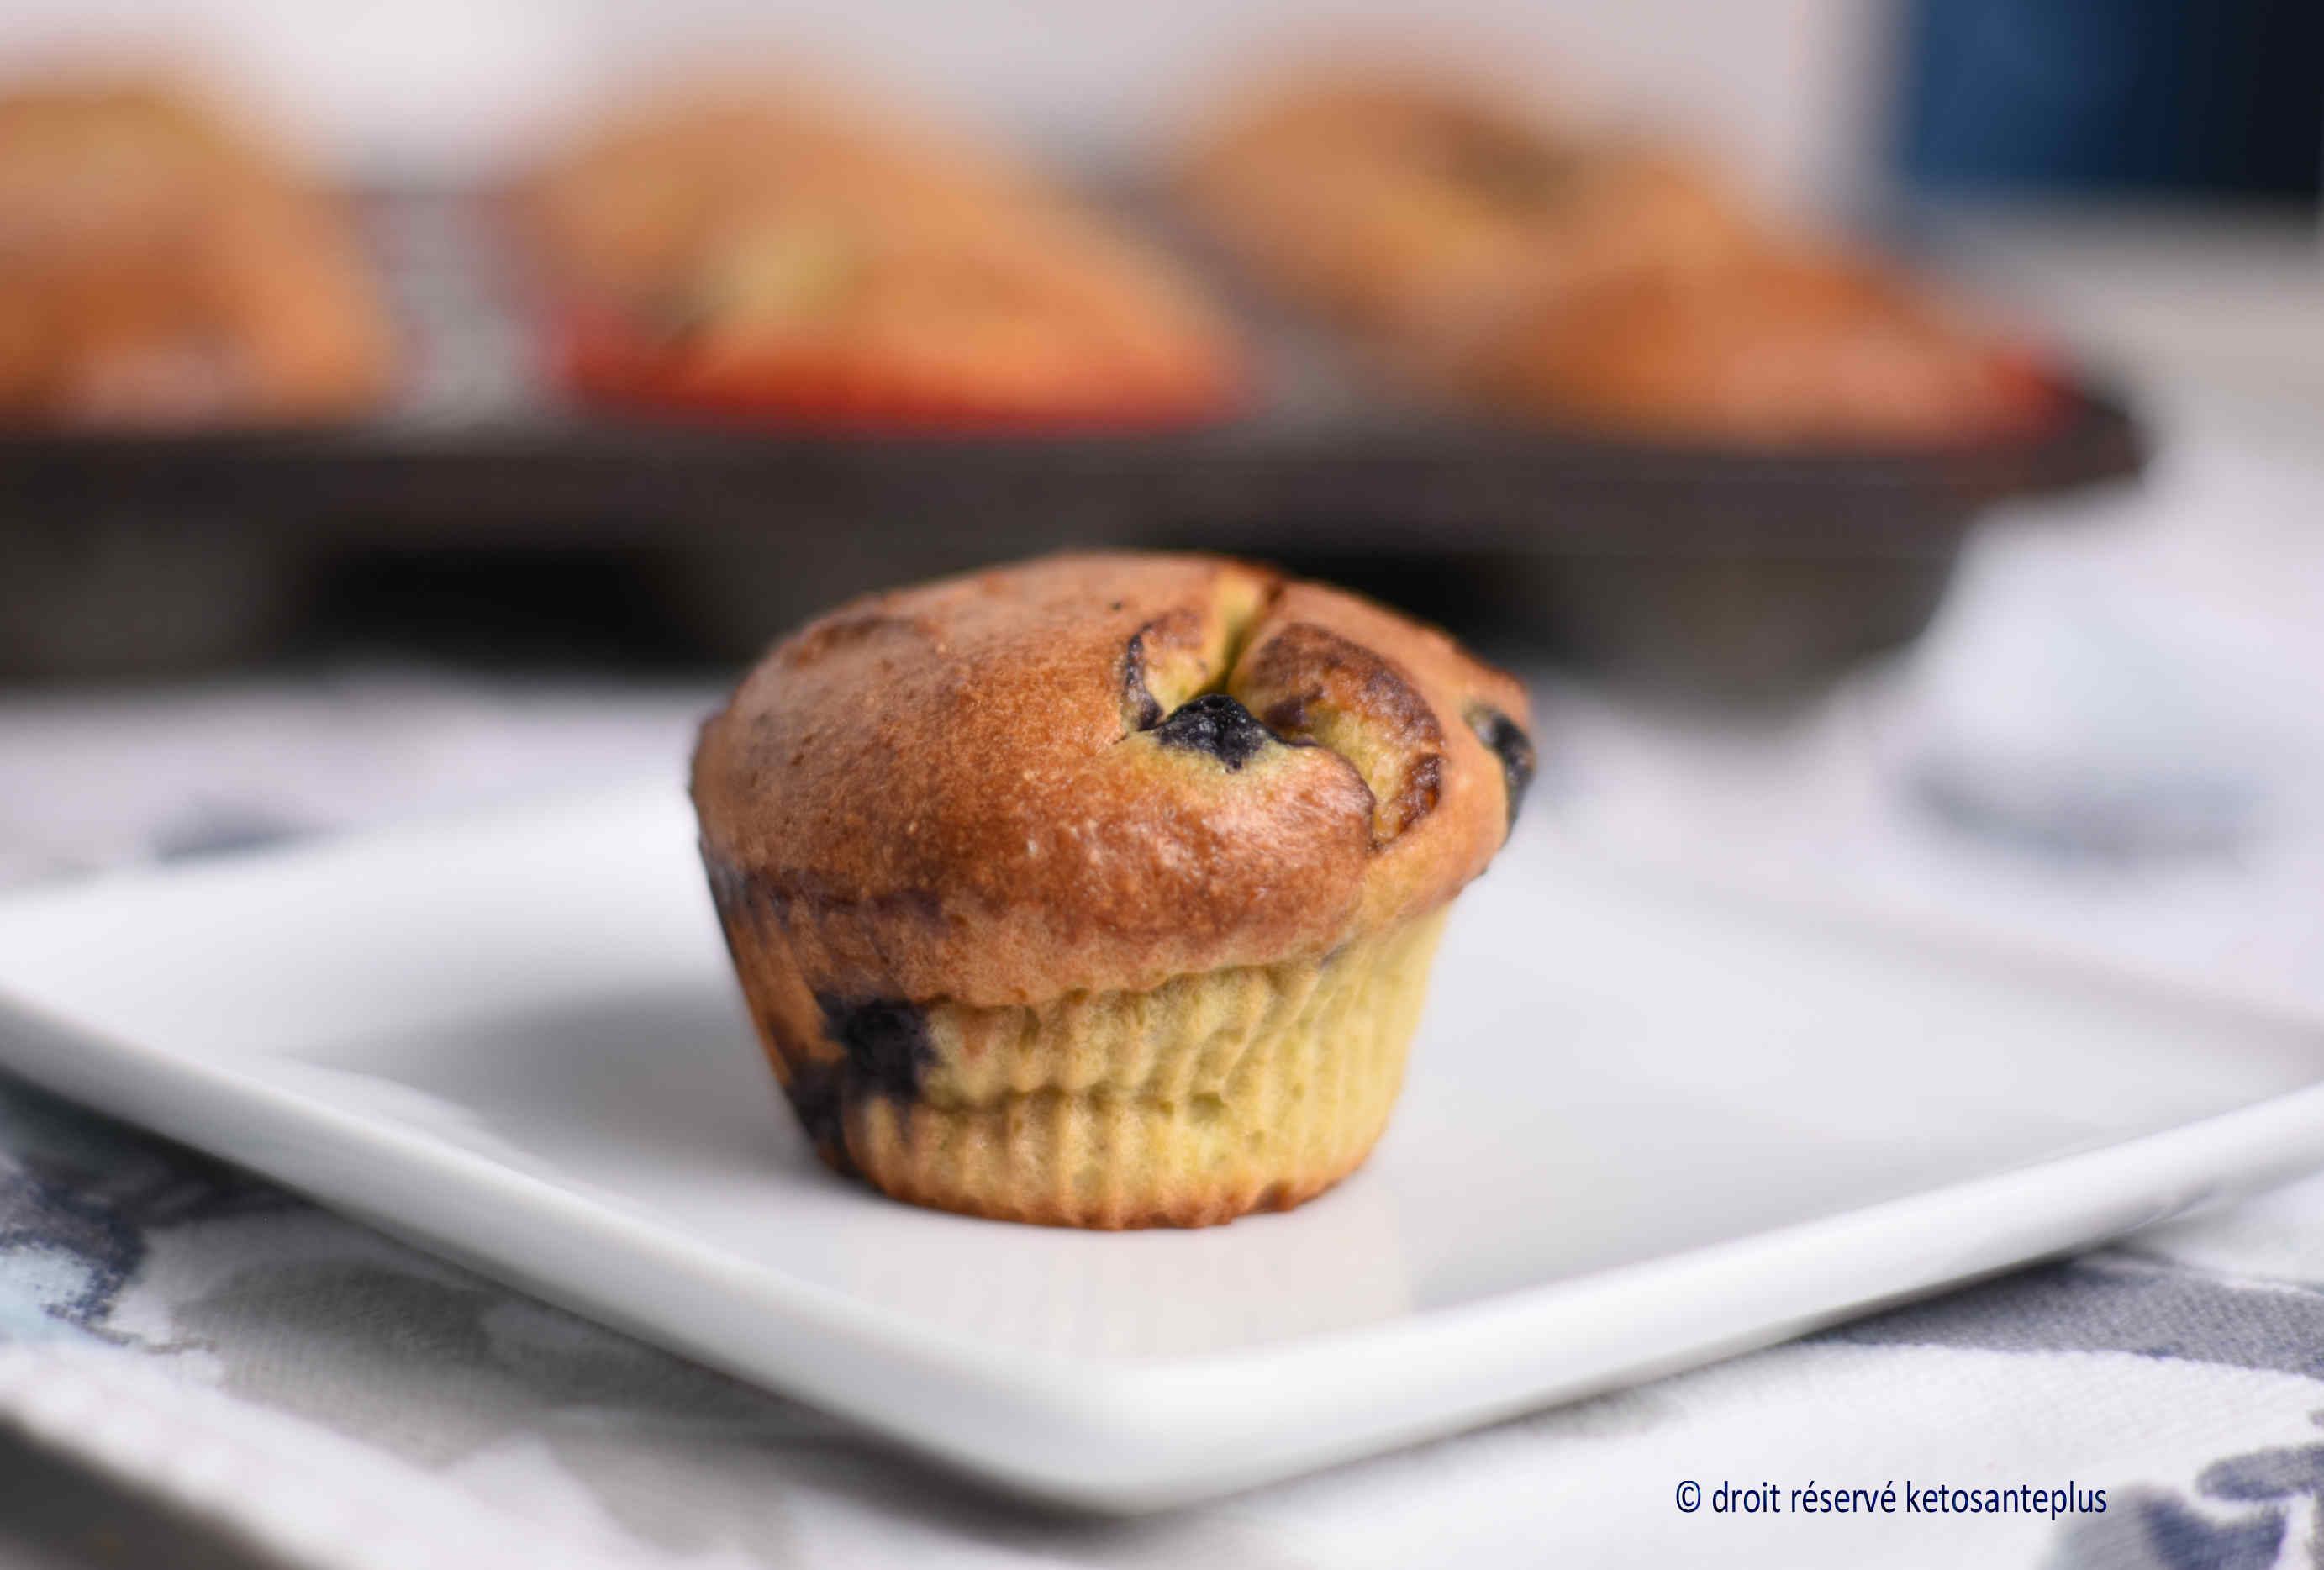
[0,191,2144,690]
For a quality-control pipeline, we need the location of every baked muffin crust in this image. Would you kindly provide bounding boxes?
[530,84,1241,427]
[1180,70,2058,446]
[692,553,1531,1009]
[0,77,392,425]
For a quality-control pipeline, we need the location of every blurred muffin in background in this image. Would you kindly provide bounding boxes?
[0,76,393,428]
[1183,70,2058,446]
[1183,76,1751,360]
[1471,242,2058,445]
[530,76,1243,429]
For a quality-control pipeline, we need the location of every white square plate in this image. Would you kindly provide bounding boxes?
[2,782,2321,1510]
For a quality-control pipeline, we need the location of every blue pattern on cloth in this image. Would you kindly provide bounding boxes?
[0,1077,284,1342]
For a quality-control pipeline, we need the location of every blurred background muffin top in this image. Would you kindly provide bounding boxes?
[1181,73,1753,350]
[527,72,1244,429]
[1181,65,2060,447]
[0,73,393,427]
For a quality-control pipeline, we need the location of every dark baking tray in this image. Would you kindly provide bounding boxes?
[0,191,2145,690]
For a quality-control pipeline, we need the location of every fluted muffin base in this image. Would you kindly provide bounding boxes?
[709,854,1447,1229]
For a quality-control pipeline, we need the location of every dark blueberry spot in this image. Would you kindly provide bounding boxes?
[1121,630,1164,730]
[814,994,931,1103]
[1152,693,1278,771]
[783,1060,852,1171]
[1467,704,1536,833]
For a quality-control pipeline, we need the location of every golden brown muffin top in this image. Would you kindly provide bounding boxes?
[528,84,1239,419]
[693,554,1533,1007]
[1469,244,2061,445]
[0,76,391,424]
[1179,74,1751,349]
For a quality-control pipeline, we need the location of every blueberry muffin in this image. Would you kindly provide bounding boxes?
[1468,242,2061,445]
[692,553,1534,1227]
[1182,70,2058,446]
[1181,74,1750,371]
[530,81,1241,429]
[0,77,392,426]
